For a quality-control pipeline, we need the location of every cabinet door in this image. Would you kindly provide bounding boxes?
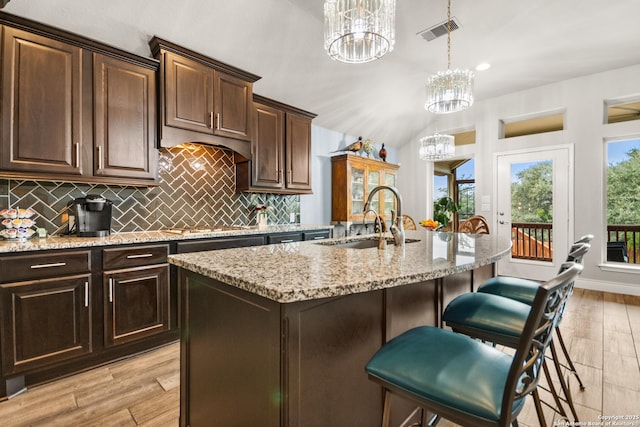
[214,72,252,141]
[0,275,91,375]
[285,113,312,190]
[104,264,170,347]
[1,27,83,175]
[350,166,366,220]
[163,52,214,134]
[382,171,397,219]
[94,53,157,180]
[252,102,284,188]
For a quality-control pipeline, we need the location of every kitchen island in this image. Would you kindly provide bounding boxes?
[168,230,511,427]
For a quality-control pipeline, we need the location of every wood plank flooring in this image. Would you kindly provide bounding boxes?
[0,289,638,426]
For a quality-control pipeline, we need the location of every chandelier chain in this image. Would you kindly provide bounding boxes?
[447,0,451,69]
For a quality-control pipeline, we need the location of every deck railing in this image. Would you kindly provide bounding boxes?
[607,224,640,264]
[511,222,553,261]
[510,223,639,264]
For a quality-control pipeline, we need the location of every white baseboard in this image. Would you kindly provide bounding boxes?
[574,277,640,296]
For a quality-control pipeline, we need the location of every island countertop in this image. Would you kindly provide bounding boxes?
[168,230,512,303]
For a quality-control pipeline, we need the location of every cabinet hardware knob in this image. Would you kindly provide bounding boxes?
[30,262,66,269]
[126,253,153,259]
[109,278,113,303]
[85,282,89,307]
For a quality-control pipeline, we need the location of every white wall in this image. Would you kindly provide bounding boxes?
[397,64,640,295]
[300,126,397,225]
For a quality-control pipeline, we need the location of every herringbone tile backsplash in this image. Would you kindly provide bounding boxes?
[0,144,300,235]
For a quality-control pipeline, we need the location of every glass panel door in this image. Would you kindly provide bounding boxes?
[351,167,365,215]
[496,147,570,281]
[368,170,380,215]
[383,173,396,217]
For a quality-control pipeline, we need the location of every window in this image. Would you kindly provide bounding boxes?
[605,100,640,124]
[500,112,564,139]
[455,159,475,223]
[606,138,640,264]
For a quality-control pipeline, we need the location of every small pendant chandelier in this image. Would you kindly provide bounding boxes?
[425,0,474,113]
[419,132,455,161]
[324,0,396,64]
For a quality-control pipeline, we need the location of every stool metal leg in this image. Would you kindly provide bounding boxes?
[382,389,391,427]
[541,357,570,419]
[549,339,580,421]
[555,326,586,390]
[532,389,548,427]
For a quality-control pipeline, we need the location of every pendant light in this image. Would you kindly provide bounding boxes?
[420,118,454,161]
[424,0,474,113]
[324,0,396,64]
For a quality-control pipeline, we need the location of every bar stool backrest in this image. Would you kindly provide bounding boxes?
[500,262,583,426]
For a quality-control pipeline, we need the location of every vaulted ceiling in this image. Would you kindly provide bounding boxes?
[4,0,640,148]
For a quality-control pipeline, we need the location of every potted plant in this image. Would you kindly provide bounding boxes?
[433,196,459,230]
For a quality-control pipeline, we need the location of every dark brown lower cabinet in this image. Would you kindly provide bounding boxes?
[0,274,92,376]
[179,267,481,427]
[104,264,170,347]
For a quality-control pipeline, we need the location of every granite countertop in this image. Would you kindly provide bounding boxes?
[168,230,512,303]
[0,224,333,253]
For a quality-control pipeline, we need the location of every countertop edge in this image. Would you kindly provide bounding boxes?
[0,225,333,253]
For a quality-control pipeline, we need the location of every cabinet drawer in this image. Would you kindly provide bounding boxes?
[267,233,303,244]
[176,236,265,253]
[103,244,168,270]
[303,230,331,241]
[0,251,91,283]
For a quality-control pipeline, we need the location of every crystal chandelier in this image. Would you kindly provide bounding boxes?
[324,0,396,64]
[419,132,455,161]
[425,0,474,113]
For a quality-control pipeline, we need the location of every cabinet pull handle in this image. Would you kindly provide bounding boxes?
[84,282,89,307]
[280,239,294,243]
[210,112,214,129]
[126,253,154,259]
[313,236,326,240]
[109,278,113,303]
[216,113,221,130]
[75,142,80,168]
[30,262,66,269]
[287,170,292,184]
[97,146,103,170]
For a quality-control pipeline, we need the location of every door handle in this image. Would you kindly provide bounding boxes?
[499,220,506,225]
[85,282,89,307]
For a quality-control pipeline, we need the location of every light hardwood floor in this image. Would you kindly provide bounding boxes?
[0,289,638,426]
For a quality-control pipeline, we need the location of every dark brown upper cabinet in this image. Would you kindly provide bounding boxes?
[93,53,157,181]
[1,26,84,177]
[236,95,316,194]
[150,37,260,161]
[0,13,160,186]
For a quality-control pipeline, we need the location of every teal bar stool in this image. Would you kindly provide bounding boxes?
[478,235,593,392]
[443,243,589,425]
[366,263,583,427]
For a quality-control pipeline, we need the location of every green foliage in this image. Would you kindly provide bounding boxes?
[607,148,640,225]
[434,196,459,227]
[511,161,553,223]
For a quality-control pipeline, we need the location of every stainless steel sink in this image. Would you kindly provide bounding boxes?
[316,237,421,249]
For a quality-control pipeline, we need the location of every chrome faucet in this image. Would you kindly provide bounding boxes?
[363,185,405,247]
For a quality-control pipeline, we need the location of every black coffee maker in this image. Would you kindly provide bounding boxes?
[72,195,113,237]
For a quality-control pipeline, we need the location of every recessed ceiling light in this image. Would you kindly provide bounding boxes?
[476,62,491,71]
